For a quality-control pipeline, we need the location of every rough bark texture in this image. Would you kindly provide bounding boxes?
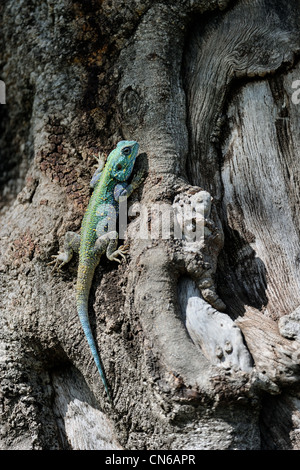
[1,0,300,450]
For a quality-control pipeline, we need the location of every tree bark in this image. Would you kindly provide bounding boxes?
[1,0,300,450]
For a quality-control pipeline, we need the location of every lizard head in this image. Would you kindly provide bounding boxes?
[109,140,139,182]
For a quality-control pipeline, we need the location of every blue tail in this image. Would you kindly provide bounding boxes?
[77,299,112,404]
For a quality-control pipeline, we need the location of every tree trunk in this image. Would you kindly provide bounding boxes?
[1,0,300,450]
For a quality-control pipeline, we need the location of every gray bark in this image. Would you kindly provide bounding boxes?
[1,0,300,450]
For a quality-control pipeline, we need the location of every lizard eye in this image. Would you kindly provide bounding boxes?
[122,147,131,156]
[116,163,122,170]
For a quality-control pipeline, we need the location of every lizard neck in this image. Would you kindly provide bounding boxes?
[91,165,117,206]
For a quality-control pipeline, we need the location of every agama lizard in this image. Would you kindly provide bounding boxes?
[49,140,143,403]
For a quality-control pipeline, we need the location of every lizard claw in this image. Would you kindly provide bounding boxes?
[118,244,130,258]
[92,151,106,170]
[47,252,67,272]
[131,170,145,190]
[109,244,130,263]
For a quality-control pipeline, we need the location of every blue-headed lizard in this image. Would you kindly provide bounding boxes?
[49,141,143,403]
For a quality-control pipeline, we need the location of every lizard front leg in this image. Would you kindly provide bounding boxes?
[90,151,106,189]
[109,172,144,260]
[114,170,145,201]
[48,231,80,271]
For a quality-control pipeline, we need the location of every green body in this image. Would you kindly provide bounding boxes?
[52,140,142,403]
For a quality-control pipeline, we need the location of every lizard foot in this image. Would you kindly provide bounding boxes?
[131,170,145,190]
[108,244,130,263]
[93,151,106,169]
[47,251,70,272]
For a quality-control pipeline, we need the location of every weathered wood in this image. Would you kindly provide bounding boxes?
[52,368,122,450]
[178,277,253,372]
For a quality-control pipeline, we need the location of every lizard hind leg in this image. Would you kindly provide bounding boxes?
[48,231,81,272]
[94,231,129,263]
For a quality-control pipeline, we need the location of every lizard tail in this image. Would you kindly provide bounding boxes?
[76,263,112,404]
